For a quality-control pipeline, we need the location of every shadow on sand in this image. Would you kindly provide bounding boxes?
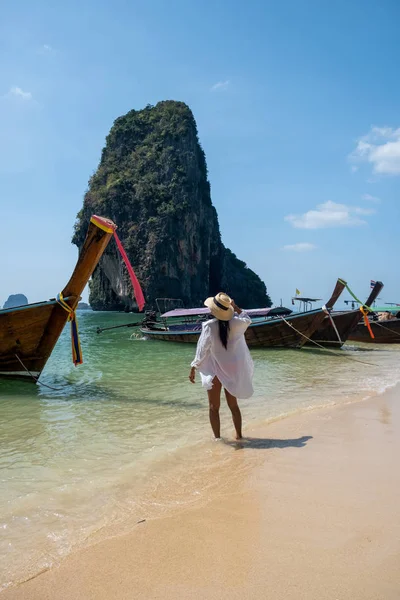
[224,435,313,450]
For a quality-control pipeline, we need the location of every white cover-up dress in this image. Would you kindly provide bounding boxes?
[191,312,254,399]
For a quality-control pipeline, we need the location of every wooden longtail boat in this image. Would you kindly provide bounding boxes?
[348,315,400,344]
[140,279,346,348]
[0,216,116,381]
[306,281,384,348]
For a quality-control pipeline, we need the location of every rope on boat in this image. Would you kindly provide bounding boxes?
[14,353,39,382]
[342,289,400,340]
[324,309,343,345]
[367,319,400,338]
[280,317,378,367]
[337,279,400,340]
[56,293,83,366]
[14,354,61,391]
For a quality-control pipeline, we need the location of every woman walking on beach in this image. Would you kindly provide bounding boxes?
[189,293,254,440]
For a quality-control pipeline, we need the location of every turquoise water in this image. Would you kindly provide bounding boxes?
[1,310,400,589]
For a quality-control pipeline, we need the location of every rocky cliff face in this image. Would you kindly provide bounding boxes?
[73,101,270,310]
[3,294,28,309]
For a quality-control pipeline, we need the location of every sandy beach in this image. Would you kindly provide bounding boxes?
[2,386,400,600]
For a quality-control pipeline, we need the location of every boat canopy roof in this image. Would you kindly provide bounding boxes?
[160,306,292,318]
[292,296,322,303]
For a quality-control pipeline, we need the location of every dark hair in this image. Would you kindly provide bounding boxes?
[218,320,230,349]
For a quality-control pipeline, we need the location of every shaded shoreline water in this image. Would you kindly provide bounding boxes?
[1,311,400,590]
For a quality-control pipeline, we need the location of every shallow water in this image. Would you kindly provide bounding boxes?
[1,311,400,589]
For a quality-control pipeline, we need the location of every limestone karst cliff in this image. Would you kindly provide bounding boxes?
[3,294,28,309]
[73,101,270,310]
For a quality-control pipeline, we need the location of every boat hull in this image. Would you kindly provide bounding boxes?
[0,301,65,377]
[0,216,116,381]
[141,308,327,348]
[307,310,362,348]
[305,280,384,348]
[348,319,400,343]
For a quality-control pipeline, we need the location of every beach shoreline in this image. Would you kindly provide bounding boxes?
[2,383,399,600]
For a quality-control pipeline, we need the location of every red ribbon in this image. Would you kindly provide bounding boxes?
[113,231,145,312]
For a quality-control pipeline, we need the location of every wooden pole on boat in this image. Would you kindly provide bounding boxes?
[96,322,141,334]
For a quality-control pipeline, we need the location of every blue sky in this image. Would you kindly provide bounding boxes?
[1,0,399,309]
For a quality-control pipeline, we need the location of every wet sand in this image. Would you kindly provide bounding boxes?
[2,386,400,600]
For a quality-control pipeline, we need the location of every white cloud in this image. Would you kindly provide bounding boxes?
[211,80,230,91]
[38,44,53,54]
[362,193,381,203]
[8,86,32,100]
[285,201,375,230]
[350,126,400,175]
[283,243,316,252]
[353,206,375,215]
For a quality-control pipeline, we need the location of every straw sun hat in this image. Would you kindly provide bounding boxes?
[204,292,234,321]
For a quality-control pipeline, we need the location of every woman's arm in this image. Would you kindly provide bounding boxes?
[231,300,242,314]
[231,299,251,328]
[189,324,211,383]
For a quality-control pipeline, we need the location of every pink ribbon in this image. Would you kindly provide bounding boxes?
[113,231,145,312]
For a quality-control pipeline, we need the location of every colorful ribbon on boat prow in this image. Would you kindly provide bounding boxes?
[113,231,145,312]
[360,306,375,339]
[91,215,146,312]
[56,293,83,366]
[338,279,375,339]
[337,279,374,312]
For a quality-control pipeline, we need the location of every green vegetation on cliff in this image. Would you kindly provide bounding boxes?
[73,101,271,310]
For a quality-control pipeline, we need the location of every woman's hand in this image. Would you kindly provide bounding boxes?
[189,367,196,384]
[231,299,242,314]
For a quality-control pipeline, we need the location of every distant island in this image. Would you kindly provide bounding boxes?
[77,302,92,310]
[3,294,28,309]
[73,101,271,311]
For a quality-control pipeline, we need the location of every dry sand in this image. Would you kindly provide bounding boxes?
[2,387,400,600]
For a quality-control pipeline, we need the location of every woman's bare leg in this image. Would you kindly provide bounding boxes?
[224,389,242,439]
[207,377,222,438]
